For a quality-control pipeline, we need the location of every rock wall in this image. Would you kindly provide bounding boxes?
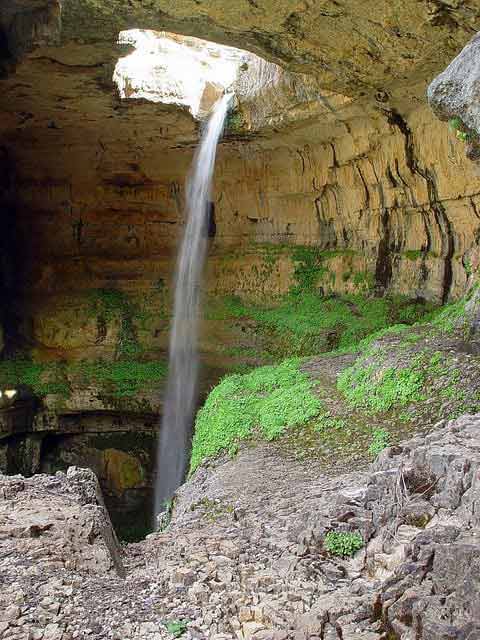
[3,87,480,361]
[0,3,479,362]
[1,1,480,512]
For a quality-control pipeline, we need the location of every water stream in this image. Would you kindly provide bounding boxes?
[154,94,231,516]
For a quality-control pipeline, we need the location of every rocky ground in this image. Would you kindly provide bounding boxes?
[1,413,480,640]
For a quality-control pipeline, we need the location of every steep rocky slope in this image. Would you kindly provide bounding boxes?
[2,414,480,639]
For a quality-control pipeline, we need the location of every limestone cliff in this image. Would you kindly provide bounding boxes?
[2,1,480,526]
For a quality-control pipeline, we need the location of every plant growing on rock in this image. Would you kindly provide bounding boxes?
[225,110,244,133]
[449,116,473,143]
[337,357,425,413]
[164,620,188,638]
[189,358,322,472]
[368,428,391,457]
[324,531,364,557]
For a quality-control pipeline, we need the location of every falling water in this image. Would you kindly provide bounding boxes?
[154,93,232,516]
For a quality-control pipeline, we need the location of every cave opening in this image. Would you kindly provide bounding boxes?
[113,29,253,117]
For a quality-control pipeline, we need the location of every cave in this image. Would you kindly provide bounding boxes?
[1,2,480,636]
[1,3,480,534]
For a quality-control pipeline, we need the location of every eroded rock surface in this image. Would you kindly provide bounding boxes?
[0,466,124,580]
[428,31,480,161]
[1,1,480,381]
[2,416,480,639]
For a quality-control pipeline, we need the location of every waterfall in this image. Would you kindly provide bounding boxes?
[154,94,231,516]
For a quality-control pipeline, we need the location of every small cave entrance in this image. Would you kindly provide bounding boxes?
[40,424,157,542]
[0,412,159,542]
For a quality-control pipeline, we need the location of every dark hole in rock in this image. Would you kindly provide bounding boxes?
[0,414,159,542]
[207,201,216,238]
[40,429,157,542]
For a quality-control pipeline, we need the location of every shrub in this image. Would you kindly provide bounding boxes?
[324,531,364,557]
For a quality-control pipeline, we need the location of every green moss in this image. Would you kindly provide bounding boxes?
[352,270,375,292]
[225,110,245,133]
[87,288,132,321]
[73,359,167,398]
[368,428,391,457]
[189,358,322,472]
[0,360,70,397]
[425,297,467,333]
[449,117,463,131]
[207,293,436,359]
[290,246,328,295]
[403,250,424,261]
[190,497,235,523]
[0,356,167,403]
[164,621,188,638]
[353,324,409,353]
[314,413,347,432]
[448,117,476,143]
[324,531,364,557]
[337,356,426,413]
[87,287,150,357]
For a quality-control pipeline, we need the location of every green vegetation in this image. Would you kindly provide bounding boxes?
[208,293,434,359]
[0,357,167,400]
[403,250,424,261]
[88,288,147,358]
[324,531,364,557]
[190,358,322,472]
[314,412,347,432]
[448,116,474,143]
[74,359,167,398]
[337,354,426,414]
[190,497,235,523]
[0,287,168,404]
[225,110,244,133]
[164,621,188,638]
[0,359,70,397]
[209,245,436,359]
[289,246,329,296]
[368,428,391,457]
[427,297,467,333]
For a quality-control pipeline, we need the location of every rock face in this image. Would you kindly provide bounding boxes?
[5,0,478,101]
[0,1,480,369]
[0,466,124,577]
[1,3,480,545]
[428,31,480,162]
[2,416,480,639]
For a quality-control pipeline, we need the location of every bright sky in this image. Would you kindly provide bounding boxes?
[113,30,248,117]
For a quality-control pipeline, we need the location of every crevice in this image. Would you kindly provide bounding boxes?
[386,108,454,303]
[375,182,392,293]
[386,164,398,188]
[330,143,339,169]
[355,161,370,211]
[31,56,105,70]
[296,149,306,175]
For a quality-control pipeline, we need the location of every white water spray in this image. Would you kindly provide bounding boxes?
[154,94,231,516]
